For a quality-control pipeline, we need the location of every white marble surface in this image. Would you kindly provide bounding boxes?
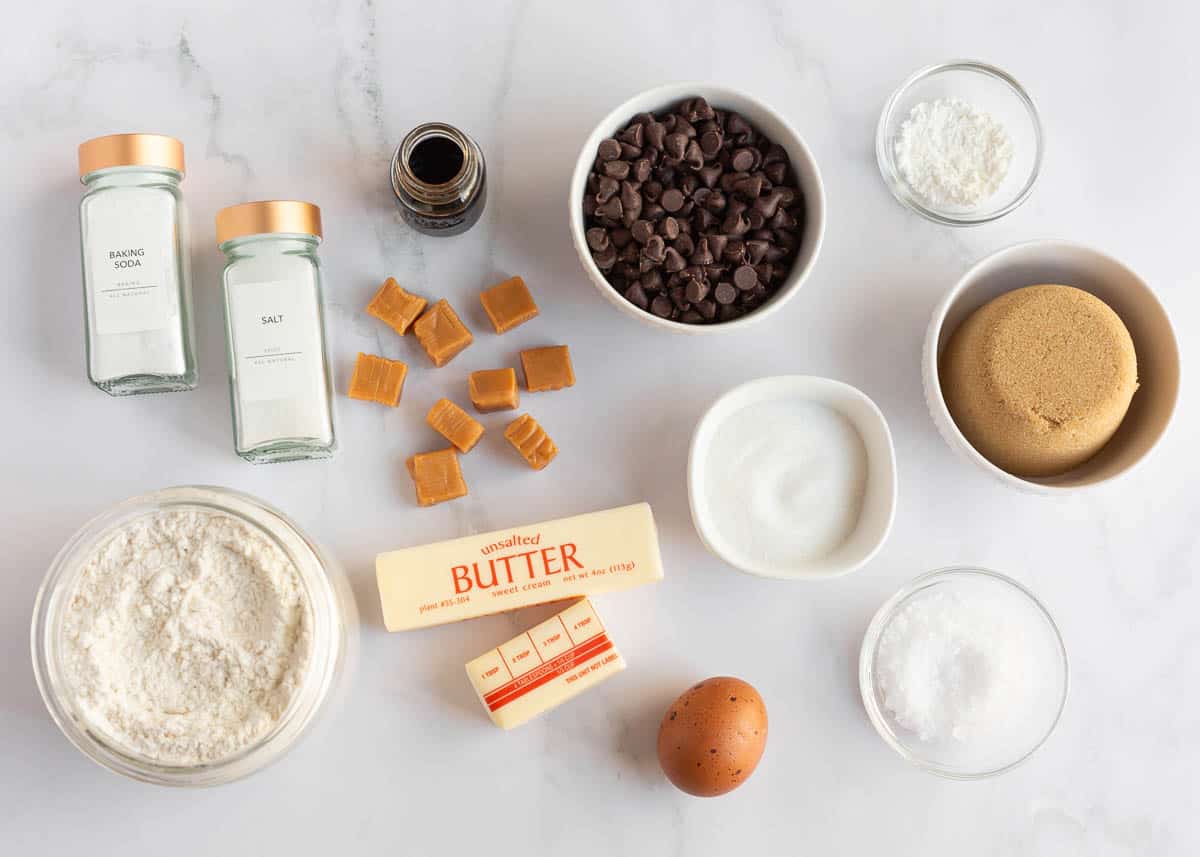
[2,1,1196,854]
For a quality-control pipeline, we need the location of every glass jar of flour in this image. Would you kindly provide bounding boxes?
[215,201,337,463]
[77,133,197,395]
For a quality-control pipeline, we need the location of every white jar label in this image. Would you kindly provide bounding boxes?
[229,279,325,403]
[86,188,176,336]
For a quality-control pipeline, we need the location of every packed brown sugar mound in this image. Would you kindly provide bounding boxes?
[940,284,1138,478]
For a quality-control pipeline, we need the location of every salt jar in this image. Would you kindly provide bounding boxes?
[215,200,337,463]
[77,133,198,395]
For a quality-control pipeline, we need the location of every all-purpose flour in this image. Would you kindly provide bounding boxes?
[60,509,312,765]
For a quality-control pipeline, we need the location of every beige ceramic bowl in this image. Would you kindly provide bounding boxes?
[569,82,826,334]
[923,240,1180,492]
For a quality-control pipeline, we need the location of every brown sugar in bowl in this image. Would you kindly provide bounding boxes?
[940,284,1138,478]
[924,241,1180,492]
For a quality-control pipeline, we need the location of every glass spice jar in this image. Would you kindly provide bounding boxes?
[215,200,337,463]
[77,133,197,395]
[390,122,487,236]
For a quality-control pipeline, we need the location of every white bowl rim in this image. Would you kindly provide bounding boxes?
[924,238,1181,493]
[687,374,897,579]
[875,58,1044,226]
[857,565,1070,779]
[569,81,827,334]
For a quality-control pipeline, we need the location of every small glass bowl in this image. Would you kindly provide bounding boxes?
[859,567,1068,779]
[30,485,355,787]
[876,60,1043,225]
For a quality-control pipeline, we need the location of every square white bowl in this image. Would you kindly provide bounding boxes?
[688,376,897,578]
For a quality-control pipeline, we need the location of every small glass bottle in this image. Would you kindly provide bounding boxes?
[390,122,487,236]
[215,200,337,463]
[78,133,197,395]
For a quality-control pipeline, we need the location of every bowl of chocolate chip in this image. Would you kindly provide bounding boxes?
[571,84,825,331]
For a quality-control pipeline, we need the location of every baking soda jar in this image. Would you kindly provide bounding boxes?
[77,133,197,395]
[215,200,337,463]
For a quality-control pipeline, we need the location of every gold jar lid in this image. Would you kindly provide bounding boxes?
[78,133,185,179]
[215,200,324,245]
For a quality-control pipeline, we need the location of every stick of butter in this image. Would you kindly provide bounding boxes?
[376,502,663,631]
[465,598,625,729]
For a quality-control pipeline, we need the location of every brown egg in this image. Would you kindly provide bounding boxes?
[656,676,768,797]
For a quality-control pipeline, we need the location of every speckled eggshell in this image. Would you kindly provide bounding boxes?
[656,676,768,797]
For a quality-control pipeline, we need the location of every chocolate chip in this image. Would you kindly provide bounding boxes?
[610,227,632,248]
[633,158,652,183]
[664,133,687,160]
[714,282,738,305]
[733,175,764,199]
[731,148,755,172]
[597,139,621,161]
[650,295,673,318]
[747,209,766,231]
[684,279,710,303]
[745,240,769,265]
[631,219,655,245]
[619,123,644,148]
[643,180,663,203]
[645,121,667,150]
[585,227,609,252]
[659,216,681,240]
[624,282,649,310]
[663,247,686,272]
[684,139,705,169]
[690,238,714,266]
[596,176,619,204]
[765,162,788,185]
[596,196,622,220]
[696,298,718,320]
[602,160,630,179]
[726,113,751,135]
[619,142,642,160]
[680,309,703,324]
[733,264,758,290]
[721,211,750,235]
[643,202,665,222]
[661,188,685,212]
[642,269,664,291]
[593,244,617,271]
[673,233,695,258]
[643,235,666,263]
[670,285,689,310]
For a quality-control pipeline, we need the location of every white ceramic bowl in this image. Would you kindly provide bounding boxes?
[924,240,1180,492]
[688,376,896,578]
[569,82,826,334]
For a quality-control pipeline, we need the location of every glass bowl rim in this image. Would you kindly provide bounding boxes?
[858,565,1069,779]
[875,59,1044,226]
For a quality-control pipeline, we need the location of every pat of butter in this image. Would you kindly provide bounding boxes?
[465,598,626,729]
[376,502,663,631]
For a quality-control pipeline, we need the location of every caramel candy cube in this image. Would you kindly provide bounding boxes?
[427,398,484,454]
[469,368,520,413]
[367,277,427,336]
[414,299,473,367]
[480,276,539,334]
[520,346,575,392]
[406,447,468,507]
[348,352,408,406]
[504,414,558,470]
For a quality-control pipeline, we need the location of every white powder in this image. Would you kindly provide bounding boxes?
[875,590,1037,743]
[894,97,1013,208]
[60,509,312,765]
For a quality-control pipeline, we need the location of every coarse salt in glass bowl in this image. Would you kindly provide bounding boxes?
[858,567,1068,779]
[876,60,1043,225]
